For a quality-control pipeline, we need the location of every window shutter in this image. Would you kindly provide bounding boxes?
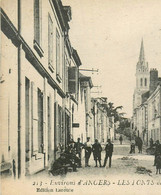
[31,82,38,154]
[54,102,58,152]
[65,57,68,93]
[34,0,40,44]
[68,67,78,94]
[62,108,65,147]
[38,89,43,153]
[48,14,53,66]
[56,31,60,75]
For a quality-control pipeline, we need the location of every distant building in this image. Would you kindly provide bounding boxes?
[147,75,161,143]
[91,97,114,143]
[79,73,93,142]
[132,40,161,145]
[133,40,149,136]
[133,39,150,110]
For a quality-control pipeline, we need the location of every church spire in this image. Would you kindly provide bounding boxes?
[139,38,145,64]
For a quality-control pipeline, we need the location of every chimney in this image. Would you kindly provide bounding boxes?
[150,68,158,94]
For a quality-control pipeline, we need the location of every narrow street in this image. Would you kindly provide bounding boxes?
[65,139,155,179]
[3,140,161,195]
[30,139,158,180]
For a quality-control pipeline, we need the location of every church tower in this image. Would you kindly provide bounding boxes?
[133,39,149,110]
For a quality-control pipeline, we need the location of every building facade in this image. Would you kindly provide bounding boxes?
[147,85,161,143]
[91,97,115,143]
[0,0,83,178]
[132,40,161,145]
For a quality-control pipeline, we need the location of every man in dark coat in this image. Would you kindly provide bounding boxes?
[119,135,123,145]
[103,139,113,168]
[74,138,84,167]
[137,137,143,153]
[149,138,154,148]
[154,140,161,166]
[92,139,102,167]
[84,137,92,167]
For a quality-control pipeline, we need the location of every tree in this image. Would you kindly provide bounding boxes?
[106,102,124,122]
[116,118,131,138]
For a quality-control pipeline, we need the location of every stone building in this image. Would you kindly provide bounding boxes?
[91,97,114,143]
[79,73,93,142]
[0,0,84,178]
[133,39,149,136]
[132,40,161,145]
[147,71,161,143]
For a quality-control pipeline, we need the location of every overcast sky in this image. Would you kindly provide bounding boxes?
[62,0,161,118]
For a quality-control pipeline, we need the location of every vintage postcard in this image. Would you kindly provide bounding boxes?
[1,0,161,194]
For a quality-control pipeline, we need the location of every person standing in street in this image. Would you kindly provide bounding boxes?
[119,135,123,145]
[84,137,92,167]
[137,137,143,153]
[154,140,161,166]
[149,138,154,149]
[74,138,84,167]
[103,139,113,168]
[92,139,102,167]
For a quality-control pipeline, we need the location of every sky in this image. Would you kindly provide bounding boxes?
[62,0,161,118]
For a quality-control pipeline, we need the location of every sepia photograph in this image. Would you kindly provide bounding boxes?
[1,0,161,194]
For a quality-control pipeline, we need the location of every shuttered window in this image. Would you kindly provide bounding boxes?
[25,78,30,162]
[47,96,51,160]
[31,82,39,155]
[34,0,42,48]
[48,14,53,70]
[54,102,58,158]
[68,66,78,98]
[38,88,43,153]
[64,56,69,93]
[54,102,64,155]
[56,30,61,80]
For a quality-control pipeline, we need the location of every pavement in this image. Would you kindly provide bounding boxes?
[2,140,161,195]
[30,139,157,179]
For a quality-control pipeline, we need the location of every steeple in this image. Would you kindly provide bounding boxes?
[139,38,145,64]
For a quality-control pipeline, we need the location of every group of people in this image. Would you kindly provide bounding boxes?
[84,137,113,168]
[50,137,114,175]
[129,137,161,174]
[50,143,80,175]
[129,136,143,154]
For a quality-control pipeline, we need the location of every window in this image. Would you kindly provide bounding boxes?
[48,14,54,71]
[68,66,78,100]
[54,103,63,151]
[145,78,147,86]
[47,96,51,160]
[140,78,143,86]
[64,55,69,93]
[37,88,43,153]
[56,29,61,82]
[25,78,30,162]
[34,0,43,57]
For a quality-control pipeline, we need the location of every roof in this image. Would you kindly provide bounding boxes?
[72,49,82,66]
[139,38,145,64]
[141,91,149,103]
